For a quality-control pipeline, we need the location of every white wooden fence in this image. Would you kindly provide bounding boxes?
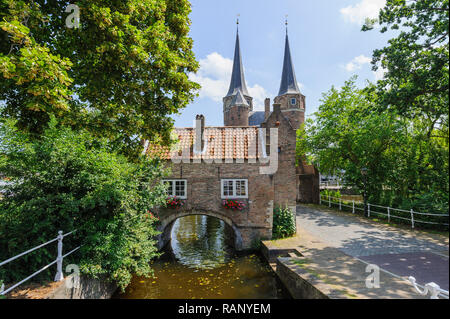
[320,194,449,228]
[0,230,80,296]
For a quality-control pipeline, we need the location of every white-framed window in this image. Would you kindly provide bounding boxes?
[163,179,187,199]
[290,98,296,105]
[221,179,248,198]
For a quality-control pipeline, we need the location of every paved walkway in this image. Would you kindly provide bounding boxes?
[296,205,449,290]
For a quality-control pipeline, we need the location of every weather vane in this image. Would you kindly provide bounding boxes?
[285,14,288,34]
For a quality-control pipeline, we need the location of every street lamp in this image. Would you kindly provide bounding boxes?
[361,167,368,217]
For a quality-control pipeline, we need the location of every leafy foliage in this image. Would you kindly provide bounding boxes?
[321,189,341,199]
[0,118,168,290]
[363,0,448,214]
[299,78,449,216]
[0,0,200,158]
[272,206,296,239]
[363,0,448,145]
[298,77,403,200]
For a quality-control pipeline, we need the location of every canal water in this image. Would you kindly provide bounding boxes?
[115,215,289,299]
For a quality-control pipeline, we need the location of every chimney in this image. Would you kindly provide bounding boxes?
[194,114,205,153]
[264,98,270,120]
[196,114,205,132]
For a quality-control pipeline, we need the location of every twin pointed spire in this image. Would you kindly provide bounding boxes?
[226,17,300,100]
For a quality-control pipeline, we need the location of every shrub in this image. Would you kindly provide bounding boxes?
[0,119,168,290]
[321,189,341,198]
[272,206,296,239]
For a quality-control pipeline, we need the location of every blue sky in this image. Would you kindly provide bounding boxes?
[173,0,392,127]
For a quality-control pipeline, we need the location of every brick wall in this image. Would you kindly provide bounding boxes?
[262,105,298,211]
[157,161,274,250]
[274,93,305,131]
[224,105,249,126]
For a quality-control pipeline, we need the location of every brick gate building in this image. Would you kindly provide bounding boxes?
[146,27,319,250]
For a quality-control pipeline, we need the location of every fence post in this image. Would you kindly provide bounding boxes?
[0,283,4,295]
[352,200,355,214]
[339,198,342,210]
[54,231,64,282]
[387,207,390,223]
[328,194,331,207]
[368,204,371,218]
[319,193,321,205]
[410,209,415,229]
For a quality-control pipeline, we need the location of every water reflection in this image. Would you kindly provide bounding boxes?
[172,215,232,270]
[115,215,289,299]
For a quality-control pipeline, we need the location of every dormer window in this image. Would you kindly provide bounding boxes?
[290,98,296,106]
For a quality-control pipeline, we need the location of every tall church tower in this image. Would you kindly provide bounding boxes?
[223,25,253,126]
[273,27,305,130]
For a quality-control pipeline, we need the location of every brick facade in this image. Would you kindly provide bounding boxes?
[297,161,320,204]
[224,105,249,127]
[274,93,306,130]
[261,103,297,212]
[157,162,274,250]
[223,95,253,127]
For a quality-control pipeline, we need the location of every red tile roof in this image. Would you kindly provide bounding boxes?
[145,127,264,160]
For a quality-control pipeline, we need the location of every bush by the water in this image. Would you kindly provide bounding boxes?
[0,119,168,290]
[272,206,296,239]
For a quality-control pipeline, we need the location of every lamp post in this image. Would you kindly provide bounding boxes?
[361,167,368,217]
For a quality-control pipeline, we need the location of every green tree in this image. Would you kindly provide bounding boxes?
[361,0,449,213]
[0,118,168,290]
[298,77,403,204]
[383,116,449,213]
[363,0,449,140]
[300,77,449,217]
[0,0,200,158]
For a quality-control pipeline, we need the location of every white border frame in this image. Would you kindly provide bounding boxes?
[163,179,187,199]
[221,179,248,199]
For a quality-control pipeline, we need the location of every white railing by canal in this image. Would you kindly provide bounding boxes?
[409,277,449,299]
[0,230,80,296]
[319,194,449,229]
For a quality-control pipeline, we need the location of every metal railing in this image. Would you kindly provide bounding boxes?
[319,181,343,189]
[409,277,449,299]
[0,230,80,296]
[319,194,449,228]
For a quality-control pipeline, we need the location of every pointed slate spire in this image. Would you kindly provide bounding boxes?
[278,32,300,96]
[226,28,249,97]
[231,88,249,107]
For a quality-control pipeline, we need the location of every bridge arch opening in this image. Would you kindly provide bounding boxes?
[158,211,243,261]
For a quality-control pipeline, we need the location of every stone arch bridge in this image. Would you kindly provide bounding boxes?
[156,201,273,252]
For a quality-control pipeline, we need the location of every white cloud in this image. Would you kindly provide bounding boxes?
[343,54,388,81]
[188,52,232,102]
[373,65,387,81]
[340,0,386,25]
[189,52,270,110]
[343,55,372,72]
[248,84,270,111]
